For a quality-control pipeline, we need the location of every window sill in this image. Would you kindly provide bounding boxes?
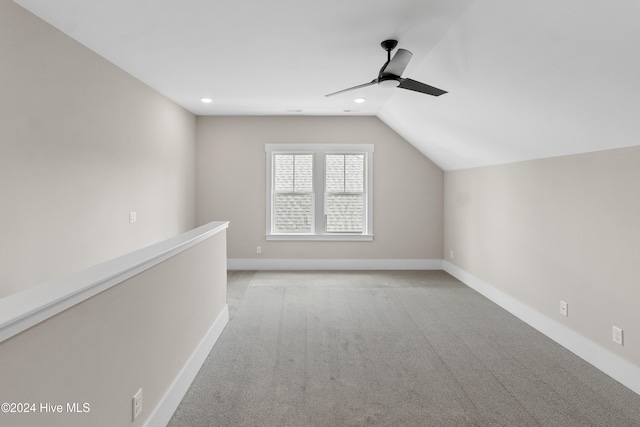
[266,234,374,242]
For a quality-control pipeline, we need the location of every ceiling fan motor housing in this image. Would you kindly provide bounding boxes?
[378,74,401,87]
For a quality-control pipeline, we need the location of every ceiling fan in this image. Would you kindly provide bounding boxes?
[325,39,447,98]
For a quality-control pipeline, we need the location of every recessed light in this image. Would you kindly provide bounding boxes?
[200,97,213,103]
[354,98,366,103]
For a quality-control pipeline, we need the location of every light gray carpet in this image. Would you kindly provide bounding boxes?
[168,270,640,426]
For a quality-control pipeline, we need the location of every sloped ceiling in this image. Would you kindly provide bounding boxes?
[12,0,640,170]
[379,0,640,170]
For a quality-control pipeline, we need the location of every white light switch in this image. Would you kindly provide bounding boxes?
[129,212,137,223]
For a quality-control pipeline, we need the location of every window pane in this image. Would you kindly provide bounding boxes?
[294,154,313,192]
[274,193,313,232]
[326,194,363,233]
[326,154,364,193]
[325,154,344,192]
[345,154,364,193]
[274,154,293,192]
[275,154,313,193]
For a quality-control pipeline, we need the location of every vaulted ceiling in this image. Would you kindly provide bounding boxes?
[13,0,640,170]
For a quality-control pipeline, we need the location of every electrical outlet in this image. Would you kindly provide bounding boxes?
[560,301,568,317]
[450,250,454,259]
[256,246,262,254]
[612,326,624,346]
[132,388,142,421]
[129,212,137,223]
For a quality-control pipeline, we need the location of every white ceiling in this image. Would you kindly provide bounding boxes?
[13,0,640,170]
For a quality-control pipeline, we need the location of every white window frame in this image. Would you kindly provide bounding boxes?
[266,144,374,241]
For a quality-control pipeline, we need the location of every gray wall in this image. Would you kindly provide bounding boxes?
[0,1,196,297]
[444,146,640,368]
[196,115,444,262]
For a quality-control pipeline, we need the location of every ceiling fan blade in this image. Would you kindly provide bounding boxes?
[325,80,377,97]
[382,48,412,76]
[398,78,447,96]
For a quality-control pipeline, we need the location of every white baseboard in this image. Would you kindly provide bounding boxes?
[145,304,229,427]
[228,258,443,271]
[443,261,640,396]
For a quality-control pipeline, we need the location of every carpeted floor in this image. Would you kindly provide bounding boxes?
[168,270,640,426]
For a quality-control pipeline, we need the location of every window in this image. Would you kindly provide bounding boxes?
[272,153,314,233]
[266,144,374,240]
[325,154,365,233]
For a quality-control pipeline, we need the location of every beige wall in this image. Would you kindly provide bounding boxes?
[0,1,196,297]
[444,146,640,367]
[196,116,444,261]
[0,229,228,427]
